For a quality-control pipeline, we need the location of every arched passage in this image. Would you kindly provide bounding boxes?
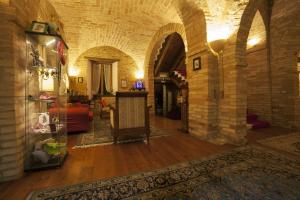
[145,2,219,138]
[218,0,270,144]
[150,32,188,131]
[143,23,187,112]
[245,11,270,130]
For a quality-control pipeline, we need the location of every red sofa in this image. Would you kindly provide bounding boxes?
[49,103,93,133]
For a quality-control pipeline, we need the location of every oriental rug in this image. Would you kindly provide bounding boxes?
[258,133,300,156]
[73,118,171,148]
[27,145,300,200]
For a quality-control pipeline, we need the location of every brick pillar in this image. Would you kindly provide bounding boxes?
[0,4,25,182]
[270,0,300,130]
[179,4,219,139]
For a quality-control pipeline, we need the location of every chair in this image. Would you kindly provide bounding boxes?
[99,96,115,118]
[110,91,150,144]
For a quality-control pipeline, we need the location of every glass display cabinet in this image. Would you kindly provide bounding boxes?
[25,31,68,170]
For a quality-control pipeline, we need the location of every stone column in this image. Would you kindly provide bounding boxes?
[0,4,25,182]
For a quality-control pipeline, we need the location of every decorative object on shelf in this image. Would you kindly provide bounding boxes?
[30,45,44,68]
[39,68,58,80]
[32,138,66,164]
[78,77,83,83]
[57,40,66,65]
[38,112,50,126]
[31,112,51,134]
[48,22,59,35]
[121,79,127,88]
[30,21,48,33]
[133,80,145,91]
[193,57,201,71]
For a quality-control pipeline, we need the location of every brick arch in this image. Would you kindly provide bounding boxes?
[72,45,138,95]
[143,23,187,109]
[234,0,268,66]
[70,38,139,68]
[218,0,269,144]
[144,23,187,77]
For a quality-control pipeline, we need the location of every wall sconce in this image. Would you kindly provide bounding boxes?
[135,70,144,80]
[68,67,80,77]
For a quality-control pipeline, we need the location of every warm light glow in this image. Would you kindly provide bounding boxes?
[247,38,260,47]
[40,77,54,91]
[46,39,56,46]
[207,24,233,42]
[68,67,80,77]
[65,74,70,89]
[135,70,144,79]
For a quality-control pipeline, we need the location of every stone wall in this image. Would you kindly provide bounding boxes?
[71,46,138,95]
[246,10,271,121]
[0,0,63,182]
[246,48,271,121]
[270,0,300,129]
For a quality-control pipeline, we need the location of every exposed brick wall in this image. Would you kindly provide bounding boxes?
[48,0,249,69]
[176,1,219,139]
[217,0,270,144]
[270,0,300,129]
[246,10,271,122]
[0,0,63,182]
[246,48,271,121]
[71,46,138,95]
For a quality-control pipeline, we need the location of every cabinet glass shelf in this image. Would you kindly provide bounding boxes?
[25,31,68,171]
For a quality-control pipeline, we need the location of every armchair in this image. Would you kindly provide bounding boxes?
[110,92,150,144]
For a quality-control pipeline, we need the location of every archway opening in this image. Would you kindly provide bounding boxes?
[152,32,188,131]
[245,11,271,131]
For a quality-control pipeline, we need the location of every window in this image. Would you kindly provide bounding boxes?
[90,61,118,96]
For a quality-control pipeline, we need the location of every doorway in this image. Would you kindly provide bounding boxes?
[153,32,188,132]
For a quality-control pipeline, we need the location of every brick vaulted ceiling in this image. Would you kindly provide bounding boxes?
[49,0,249,68]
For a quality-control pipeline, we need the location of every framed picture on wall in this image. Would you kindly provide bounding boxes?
[30,21,48,33]
[78,77,83,83]
[193,57,201,71]
[121,79,127,88]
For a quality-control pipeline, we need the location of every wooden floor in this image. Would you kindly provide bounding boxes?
[0,116,293,200]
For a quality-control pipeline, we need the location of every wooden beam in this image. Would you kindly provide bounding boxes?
[170,50,185,72]
[154,34,175,76]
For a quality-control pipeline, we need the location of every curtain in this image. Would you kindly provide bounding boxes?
[103,64,112,93]
[87,60,92,99]
[91,62,101,95]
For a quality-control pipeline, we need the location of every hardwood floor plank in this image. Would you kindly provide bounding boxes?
[0,116,293,200]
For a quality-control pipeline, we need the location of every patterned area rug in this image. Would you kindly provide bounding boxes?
[258,133,300,156]
[28,145,300,200]
[73,118,171,148]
